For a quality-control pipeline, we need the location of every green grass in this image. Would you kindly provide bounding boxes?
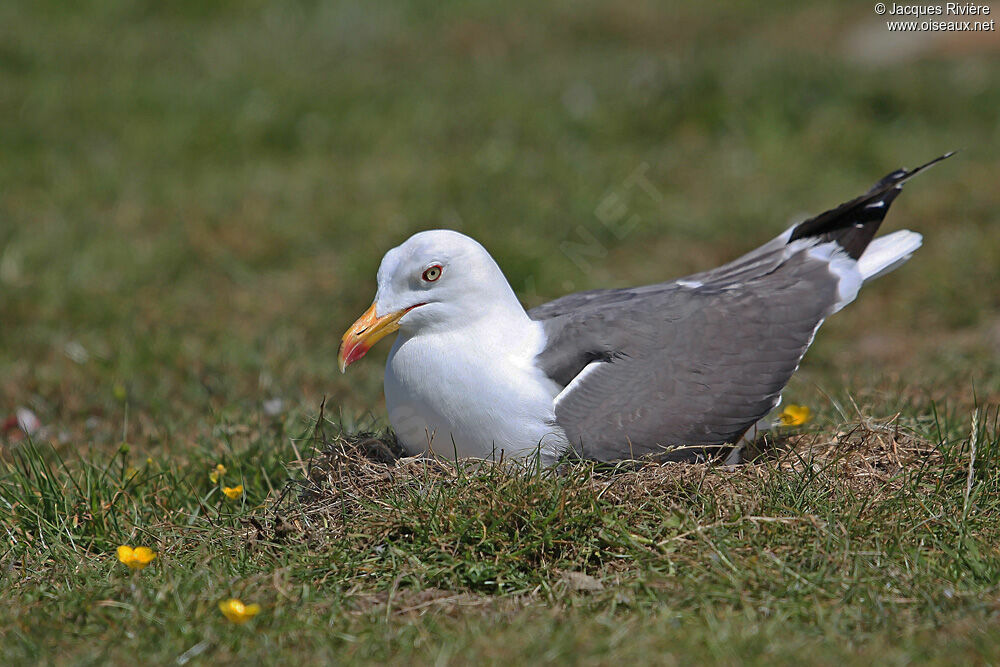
[2,0,999,663]
[4,411,1000,664]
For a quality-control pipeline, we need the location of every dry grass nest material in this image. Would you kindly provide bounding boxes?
[271,414,944,544]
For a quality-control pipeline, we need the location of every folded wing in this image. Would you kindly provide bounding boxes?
[530,154,951,461]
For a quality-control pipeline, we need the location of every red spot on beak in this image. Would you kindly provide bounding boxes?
[339,338,371,372]
[338,302,424,373]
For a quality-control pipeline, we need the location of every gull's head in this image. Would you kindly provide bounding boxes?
[338,229,521,372]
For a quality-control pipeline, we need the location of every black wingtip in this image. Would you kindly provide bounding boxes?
[788,152,955,259]
[869,152,955,191]
[892,151,955,185]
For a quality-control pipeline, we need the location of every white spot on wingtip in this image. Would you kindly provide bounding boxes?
[676,279,703,289]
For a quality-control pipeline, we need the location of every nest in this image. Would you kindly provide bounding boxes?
[267,411,945,545]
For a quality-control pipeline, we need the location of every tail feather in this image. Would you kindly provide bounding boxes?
[857,230,923,281]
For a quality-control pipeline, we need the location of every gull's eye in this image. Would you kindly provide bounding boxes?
[422,265,443,282]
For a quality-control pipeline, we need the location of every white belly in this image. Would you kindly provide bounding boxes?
[384,323,568,461]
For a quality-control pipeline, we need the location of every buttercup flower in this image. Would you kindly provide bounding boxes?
[117,545,156,570]
[209,463,227,484]
[779,404,812,427]
[219,598,261,624]
[222,484,243,500]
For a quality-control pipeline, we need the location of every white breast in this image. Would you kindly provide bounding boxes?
[384,317,568,461]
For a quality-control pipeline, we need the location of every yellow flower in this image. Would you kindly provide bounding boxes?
[116,545,156,570]
[222,484,243,500]
[209,463,227,484]
[218,598,261,624]
[779,404,812,427]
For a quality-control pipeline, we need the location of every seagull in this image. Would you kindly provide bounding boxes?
[338,154,952,464]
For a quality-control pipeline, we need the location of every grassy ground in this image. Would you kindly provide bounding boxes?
[2,0,999,663]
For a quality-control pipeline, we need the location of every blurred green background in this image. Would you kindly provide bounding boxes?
[2,0,998,455]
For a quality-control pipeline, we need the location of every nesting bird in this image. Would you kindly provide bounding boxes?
[339,154,951,464]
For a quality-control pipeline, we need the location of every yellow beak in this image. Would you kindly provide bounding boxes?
[338,303,413,373]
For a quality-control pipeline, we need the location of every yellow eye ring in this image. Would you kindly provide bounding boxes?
[422,265,442,282]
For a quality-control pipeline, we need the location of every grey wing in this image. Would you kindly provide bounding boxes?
[527,228,796,321]
[528,152,951,322]
[535,251,838,462]
[528,153,950,461]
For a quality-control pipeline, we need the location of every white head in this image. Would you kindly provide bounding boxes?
[338,230,526,370]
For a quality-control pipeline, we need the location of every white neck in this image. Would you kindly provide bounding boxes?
[385,300,567,461]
